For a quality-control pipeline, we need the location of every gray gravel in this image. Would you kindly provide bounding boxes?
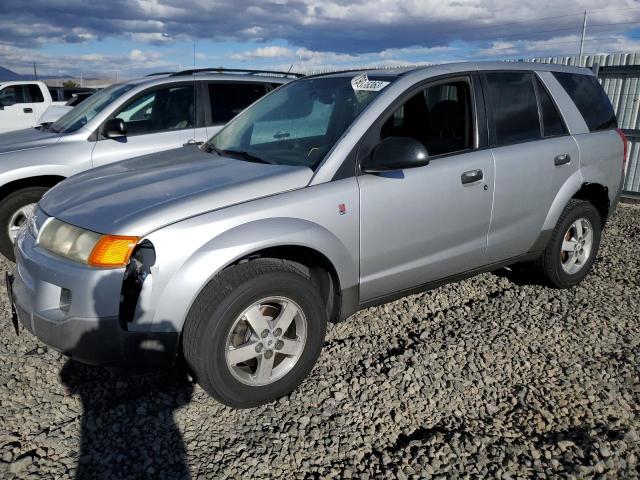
[1,204,639,479]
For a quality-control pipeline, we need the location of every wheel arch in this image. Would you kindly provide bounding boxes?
[148,217,359,333]
[0,175,66,202]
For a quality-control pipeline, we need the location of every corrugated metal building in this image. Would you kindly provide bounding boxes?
[528,53,640,196]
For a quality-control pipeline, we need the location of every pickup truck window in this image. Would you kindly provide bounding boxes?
[0,86,26,106]
[51,83,135,134]
[210,76,388,170]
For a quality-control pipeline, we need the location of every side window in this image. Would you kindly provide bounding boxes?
[28,85,44,103]
[484,72,541,146]
[209,83,268,124]
[534,77,567,137]
[552,72,616,131]
[380,80,473,156]
[113,84,194,136]
[0,85,27,106]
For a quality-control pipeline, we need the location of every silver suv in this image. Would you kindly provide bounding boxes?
[0,69,294,260]
[9,62,625,408]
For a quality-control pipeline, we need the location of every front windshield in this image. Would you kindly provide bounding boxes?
[50,83,136,133]
[210,76,388,170]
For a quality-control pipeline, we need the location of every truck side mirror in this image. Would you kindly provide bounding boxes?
[103,118,127,139]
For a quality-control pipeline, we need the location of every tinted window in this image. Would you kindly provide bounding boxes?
[28,85,44,103]
[209,83,268,124]
[0,85,27,106]
[113,85,194,136]
[552,72,616,131]
[485,72,541,146]
[535,77,566,137]
[381,80,473,156]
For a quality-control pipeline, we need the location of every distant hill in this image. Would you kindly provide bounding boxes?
[0,66,32,81]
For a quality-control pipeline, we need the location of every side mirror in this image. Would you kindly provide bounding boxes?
[362,136,429,173]
[103,118,127,139]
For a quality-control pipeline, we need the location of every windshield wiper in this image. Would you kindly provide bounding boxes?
[221,149,273,164]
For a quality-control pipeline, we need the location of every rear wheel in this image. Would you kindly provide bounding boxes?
[182,258,327,408]
[537,199,602,288]
[0,187,48,261]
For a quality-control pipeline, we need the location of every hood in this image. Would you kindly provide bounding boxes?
[40,146,314,236]
[0,127,61,154]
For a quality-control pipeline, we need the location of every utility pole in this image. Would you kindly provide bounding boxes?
[579,10,587,65]
[32,62,37,80]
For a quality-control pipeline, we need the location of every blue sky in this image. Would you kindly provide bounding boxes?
[1,0,640,79]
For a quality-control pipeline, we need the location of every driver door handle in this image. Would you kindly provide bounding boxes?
[554,153,571,166]
[23,107,33,113]
[461,169,483,185]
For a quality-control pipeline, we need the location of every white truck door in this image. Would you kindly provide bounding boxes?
[0,85,37,132]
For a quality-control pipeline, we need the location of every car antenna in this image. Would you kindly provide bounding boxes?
[192,44,197,144]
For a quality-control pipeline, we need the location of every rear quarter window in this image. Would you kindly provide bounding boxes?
[552,72,617,131]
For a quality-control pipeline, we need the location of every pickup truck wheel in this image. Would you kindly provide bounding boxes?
[182,258,327,408]
[0,187,48,261]
[538,199,602,288]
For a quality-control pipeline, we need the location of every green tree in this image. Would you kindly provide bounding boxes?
[62,80,79,88]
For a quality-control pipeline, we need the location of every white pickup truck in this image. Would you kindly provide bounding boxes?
[0,81,66,133]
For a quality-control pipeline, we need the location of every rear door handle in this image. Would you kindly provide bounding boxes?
[554,153,571,166]
[23,107,33,114]
[461,169,483,185]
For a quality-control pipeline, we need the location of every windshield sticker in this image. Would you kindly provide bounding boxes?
[351,73,390,92]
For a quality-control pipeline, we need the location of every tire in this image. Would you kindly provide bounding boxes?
[537,199,602,288]
[0,186,48,262]
[182,258,327,408]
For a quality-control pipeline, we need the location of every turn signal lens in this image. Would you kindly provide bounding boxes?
[88,235,139,267]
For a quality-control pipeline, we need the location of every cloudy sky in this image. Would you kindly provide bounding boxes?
[2,0,640,79]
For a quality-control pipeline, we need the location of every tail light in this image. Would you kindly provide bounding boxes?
[616,128,628,174]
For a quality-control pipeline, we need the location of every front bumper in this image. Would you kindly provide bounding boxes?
[10,228,179,370]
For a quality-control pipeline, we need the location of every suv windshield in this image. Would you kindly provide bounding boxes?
[209,76,389,170]
[50,83,136,134]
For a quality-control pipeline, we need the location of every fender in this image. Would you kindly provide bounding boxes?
[541,168,583,231]
[146,217,357,333]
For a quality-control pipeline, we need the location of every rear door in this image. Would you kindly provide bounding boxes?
[204,82,271,138]
[483,71,579,263]
[91,82,201,167]
[0,84,37,131]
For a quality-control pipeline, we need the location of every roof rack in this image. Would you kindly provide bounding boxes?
[169,68,304,79]
[145,72,176,77]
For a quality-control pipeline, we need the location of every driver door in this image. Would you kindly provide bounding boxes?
[358,76,495,301]
[0,85,36,132]
[91,82,205,167]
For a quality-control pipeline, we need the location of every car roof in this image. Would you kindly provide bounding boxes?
[306,61,593,80]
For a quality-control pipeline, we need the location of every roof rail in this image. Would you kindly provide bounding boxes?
[145,72,176,77]
[169,68,304,79]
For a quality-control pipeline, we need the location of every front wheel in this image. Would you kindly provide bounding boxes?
[537,199,602,288]
[0,187,48,261]
[182,259,327,408]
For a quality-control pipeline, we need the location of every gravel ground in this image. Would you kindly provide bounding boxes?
[0,204,639,479]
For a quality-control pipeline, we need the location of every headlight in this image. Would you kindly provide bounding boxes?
[38,218,139,267]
